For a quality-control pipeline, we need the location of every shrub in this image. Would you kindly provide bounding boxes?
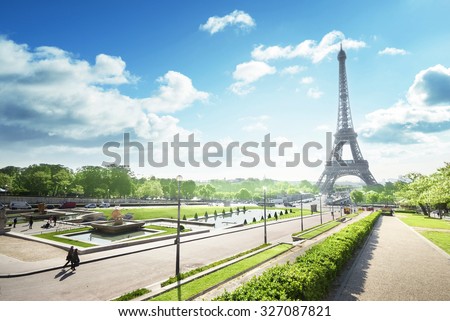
[252,217,257,223]
[194,213,198,220]
[182,214,186,221]
[243,219,248,225]
[285,209,288,214]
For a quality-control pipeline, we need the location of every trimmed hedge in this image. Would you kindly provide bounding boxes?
[215,211,381,301]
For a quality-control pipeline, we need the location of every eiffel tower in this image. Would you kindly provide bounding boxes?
[316,45,377,194]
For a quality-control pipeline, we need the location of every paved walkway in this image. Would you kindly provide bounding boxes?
[331,215,450,300]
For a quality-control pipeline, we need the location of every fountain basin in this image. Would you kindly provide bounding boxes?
[90,219,145,234]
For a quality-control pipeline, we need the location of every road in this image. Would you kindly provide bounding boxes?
[0,212,334,300]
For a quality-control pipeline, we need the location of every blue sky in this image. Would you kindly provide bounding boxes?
[1,0,450,183]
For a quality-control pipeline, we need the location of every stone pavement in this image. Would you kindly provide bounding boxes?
[330,215,450,301]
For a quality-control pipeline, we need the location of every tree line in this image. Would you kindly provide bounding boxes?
[349,163,449,217]
[0,163,319,201]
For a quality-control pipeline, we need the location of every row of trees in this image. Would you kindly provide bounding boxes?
[348,163,450,217]
[394,163,450,216]
[0,163,319,200]
[6,162,446,210]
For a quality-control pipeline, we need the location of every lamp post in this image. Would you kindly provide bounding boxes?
[175,175,183,281]
[263,186,267,244]
[319,193,323,225]
[300,192,304,231]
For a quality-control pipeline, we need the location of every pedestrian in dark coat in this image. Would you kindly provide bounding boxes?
[13,217,17,228]
[63,246,74,268]
[28,216,33,229]
[71,248,80,271]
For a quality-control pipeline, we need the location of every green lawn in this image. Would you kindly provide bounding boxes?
[420,231,450,254]
[96,206,261,220]
[34,224,181,247]
[294,221,341,239]
[161,243,270,287]
[398,213,450,230]
[149,243,293,301]
[34,227,96,248]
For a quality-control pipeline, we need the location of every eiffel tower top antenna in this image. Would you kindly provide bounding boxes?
[337,43,354,132]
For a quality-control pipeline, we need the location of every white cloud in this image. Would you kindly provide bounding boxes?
[0,37,209,142]
[240,115,270,132]
[307,87,323,99]
[251,30,366,63]
[199,10,255,34]
[407,64,450,106]
[141,71,209,113]
[378,47,409,56]
[281,65,306,75]
[300,77,314,84]
[360,64,450,144]
[229,60,276,95]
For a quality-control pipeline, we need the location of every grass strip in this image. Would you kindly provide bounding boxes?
[35,225,181,247]
[161,243,271,287]
[34,227,96,248]
[295,221,341,239]
[149,243,293,301]
[113,288,151,301]
[419,231,450,254]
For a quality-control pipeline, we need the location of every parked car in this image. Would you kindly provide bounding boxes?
[98,202,110,208]
[9,201,32,210]
[60,202,76,209]
[84,203,97,208]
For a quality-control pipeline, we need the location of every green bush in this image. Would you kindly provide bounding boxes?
[215,211,381,301]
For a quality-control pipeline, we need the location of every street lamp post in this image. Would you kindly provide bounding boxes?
[263,187,267,244]
[319,193,323,225]
[175,175,183,281]
[300,192,304,231]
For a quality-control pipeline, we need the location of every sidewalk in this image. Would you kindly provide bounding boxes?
[331,215,450,300]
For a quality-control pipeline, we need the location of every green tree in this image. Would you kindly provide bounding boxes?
[181,180,197,199]
[235,188,252,201]
[350,190,364,204]
[135,179,164,199]
[365,190,380,205]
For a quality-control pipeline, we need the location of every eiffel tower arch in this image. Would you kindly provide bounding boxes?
[316,45,377,194]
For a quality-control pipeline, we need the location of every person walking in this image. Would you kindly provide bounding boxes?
[63,246,74,268]
[13,217,17,228]
[70,248,80,271]
[28,216,33,229]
